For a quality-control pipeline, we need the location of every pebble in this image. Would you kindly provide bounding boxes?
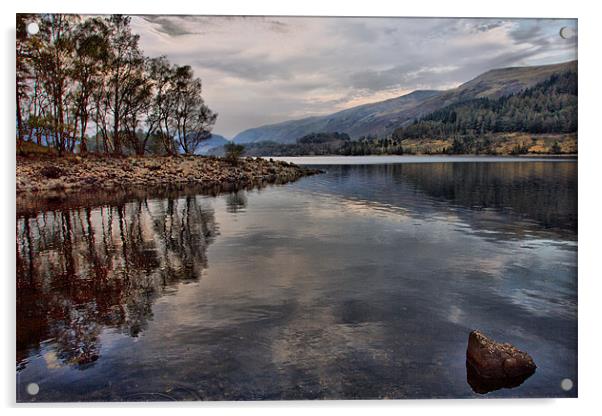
[16,155,321,196]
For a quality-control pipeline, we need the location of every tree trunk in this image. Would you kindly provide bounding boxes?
[16,91,24,143]
[80,133,88,154]
[113,75,121,155]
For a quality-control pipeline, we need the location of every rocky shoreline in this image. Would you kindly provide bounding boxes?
[16,155,321,198]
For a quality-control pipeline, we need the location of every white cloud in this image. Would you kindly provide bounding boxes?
[130,16,577,137]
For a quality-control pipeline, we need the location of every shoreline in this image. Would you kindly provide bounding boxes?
[16,155,321,205]
[268,154,577,165]
[268,153,578,159]
[15,153,577,213]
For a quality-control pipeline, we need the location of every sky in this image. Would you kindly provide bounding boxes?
[129,16,577,138]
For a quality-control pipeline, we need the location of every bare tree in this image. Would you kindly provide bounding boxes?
[71,17,110,153]
[16,14,35,144]
[31,14,80,155]
[104,15,145,155]
[169,65,217,155]
[137,57,172,155]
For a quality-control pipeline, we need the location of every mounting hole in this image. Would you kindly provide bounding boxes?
[26,22,39,36]
[560,378,573,391]
[559,27,576,40]
[26,382,39,396]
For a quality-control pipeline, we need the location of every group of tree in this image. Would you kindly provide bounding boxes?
[392,70,577,141]
[224,132,353,157]
[16,14,217,156]
[223,133,409,157]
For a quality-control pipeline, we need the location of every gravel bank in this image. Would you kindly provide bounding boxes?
[16,155,321,195]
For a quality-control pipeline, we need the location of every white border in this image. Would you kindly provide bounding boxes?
[2,0,601,414]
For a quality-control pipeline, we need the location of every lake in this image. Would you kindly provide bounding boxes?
[16,156,577,401]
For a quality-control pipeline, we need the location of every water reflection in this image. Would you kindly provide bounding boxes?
[225,191,248,213]
[466,361,535,395]
[17,196,217,370]
[293,162,577,240]
[16,161,577,401]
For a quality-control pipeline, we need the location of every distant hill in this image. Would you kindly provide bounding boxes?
[228,67,577,157]
[393,70,577,142]
[233,90,440,144]
[232,60,577,144]
[195,134,229,155]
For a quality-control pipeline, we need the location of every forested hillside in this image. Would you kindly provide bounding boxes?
[392,71,577,140]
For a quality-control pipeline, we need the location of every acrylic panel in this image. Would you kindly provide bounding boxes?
[16,14,577,402]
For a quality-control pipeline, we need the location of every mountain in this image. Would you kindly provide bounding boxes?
[195,134,229,155]
[233,90,440,144]
[396,70,577,137]
[233,60,577,144]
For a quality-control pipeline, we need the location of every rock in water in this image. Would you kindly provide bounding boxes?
[466,330,536,394]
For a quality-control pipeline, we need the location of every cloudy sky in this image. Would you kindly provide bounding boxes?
[129,16,577,137]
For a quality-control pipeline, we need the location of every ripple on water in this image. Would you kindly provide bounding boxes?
[16,161,577,401]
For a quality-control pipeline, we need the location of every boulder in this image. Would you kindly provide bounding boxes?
[466,330,536,394]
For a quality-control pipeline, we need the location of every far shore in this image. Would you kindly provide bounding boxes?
[268,154,577,165]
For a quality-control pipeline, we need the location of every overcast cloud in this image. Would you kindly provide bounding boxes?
[129,16,577,137]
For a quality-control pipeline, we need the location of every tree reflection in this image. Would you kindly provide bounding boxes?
[395,162,577,233]
[16,195,218,370]
[313,162,577,239]
[225,191,247,213]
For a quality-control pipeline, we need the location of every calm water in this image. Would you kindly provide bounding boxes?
[16,157,577,401]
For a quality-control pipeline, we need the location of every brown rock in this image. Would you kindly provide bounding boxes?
[466,330,536,393]
[39,166,64,179]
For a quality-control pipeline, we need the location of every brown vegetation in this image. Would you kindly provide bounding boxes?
[399,133,577,155]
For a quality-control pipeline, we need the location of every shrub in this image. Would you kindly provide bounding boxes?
[40,166,64,179]
[224,143,245,165]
